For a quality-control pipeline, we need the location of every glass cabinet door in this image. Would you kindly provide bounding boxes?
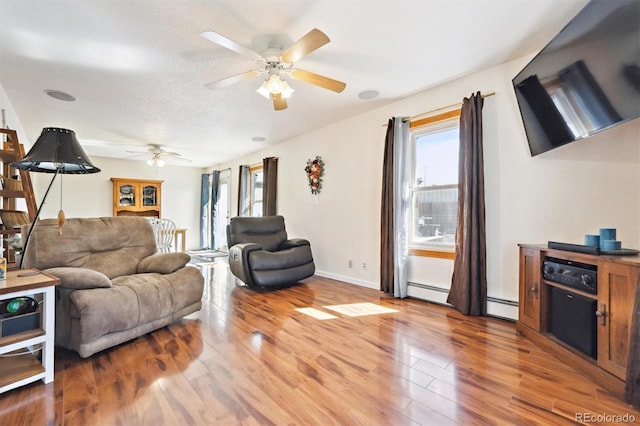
[118,184,136,207]
[142,185,158,207]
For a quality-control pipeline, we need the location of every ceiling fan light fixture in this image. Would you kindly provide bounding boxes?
[257,81,271,99]
[257,75,295,100]
[280,80,294,99]
[266,74,285,93]
[203,28,342,111]
[147,154,165,168]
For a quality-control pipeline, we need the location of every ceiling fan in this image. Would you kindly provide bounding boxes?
[201,28,346,110]
[126,144,192,167]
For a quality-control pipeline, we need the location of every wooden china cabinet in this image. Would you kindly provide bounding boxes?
[110,178,163,217]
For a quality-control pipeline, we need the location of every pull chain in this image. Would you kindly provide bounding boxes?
[57,175,65,235]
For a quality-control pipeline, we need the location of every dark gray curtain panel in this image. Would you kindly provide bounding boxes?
[380,118,396,295]
[447,91,487,316]
[262,157,278,216]
[626,276,640,408]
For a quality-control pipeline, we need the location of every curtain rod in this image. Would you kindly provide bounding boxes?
[382,92,496,126]
[405,91,495,122]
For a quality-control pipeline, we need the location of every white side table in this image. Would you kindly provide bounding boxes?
[0,269,60,394]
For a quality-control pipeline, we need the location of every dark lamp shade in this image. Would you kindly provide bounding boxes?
[11,127,100,174]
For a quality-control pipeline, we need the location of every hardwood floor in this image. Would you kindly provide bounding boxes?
[1,258,639,425]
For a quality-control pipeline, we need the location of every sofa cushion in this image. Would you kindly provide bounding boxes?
[44,267,112,289]
[70,267,204,343]
[23,217,157,279]
[137,252,191,274]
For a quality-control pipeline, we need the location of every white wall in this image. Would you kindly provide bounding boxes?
[0,83,29,145]
[30,157,205,250]
[3,81,206,249]
[5,54,639,312]
[3,81,206,251]
[213,55,640,316]
[212,107,390,288]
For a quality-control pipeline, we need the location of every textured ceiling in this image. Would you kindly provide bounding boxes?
[0,0,588,167]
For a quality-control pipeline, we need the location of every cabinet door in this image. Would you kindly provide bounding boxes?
[597,262,638,380]
[117,183,136,208]
[141,184,159,208]
[519,247,541,331]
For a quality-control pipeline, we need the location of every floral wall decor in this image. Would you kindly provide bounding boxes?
[304,156,324,194]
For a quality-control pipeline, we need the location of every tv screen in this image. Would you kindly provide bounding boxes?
[512,0,640,156]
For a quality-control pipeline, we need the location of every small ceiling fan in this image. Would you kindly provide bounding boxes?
[126,144,192,167]
[201,28,346,110]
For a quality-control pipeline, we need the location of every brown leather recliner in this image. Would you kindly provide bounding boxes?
[227,215,315,290]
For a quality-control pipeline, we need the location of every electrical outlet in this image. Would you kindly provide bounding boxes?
[348,259,353,268]
[362,262,367,270]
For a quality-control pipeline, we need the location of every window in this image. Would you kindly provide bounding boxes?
[410,111,460,253]
[249,164,263,217]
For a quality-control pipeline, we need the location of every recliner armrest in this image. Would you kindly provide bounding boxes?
[44,267,112,289]
[229,243,262,284]
[280,238,311,249]
[137,252,191,274]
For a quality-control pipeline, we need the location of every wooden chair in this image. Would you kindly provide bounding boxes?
[147,218,176,253]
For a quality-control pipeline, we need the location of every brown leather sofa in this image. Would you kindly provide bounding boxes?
[22,217,204,358]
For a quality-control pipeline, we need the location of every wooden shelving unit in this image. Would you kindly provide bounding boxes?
[0,128,37,266]
[0,353,45,389]
[0,269,60,394]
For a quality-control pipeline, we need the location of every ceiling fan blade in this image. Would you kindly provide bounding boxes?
[205,70,262,90]
[281,28,330,63]
[124,153,149,159]
[201,31,264,61]
[160,152,192,162]
[172,156,193,163]
[158,153,192,163]
[272,93,288,111]
[290,69,346,93]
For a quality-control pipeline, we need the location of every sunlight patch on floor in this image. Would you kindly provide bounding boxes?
[294,307,339,320]
[296,303,399,320]
[324,302,398,317]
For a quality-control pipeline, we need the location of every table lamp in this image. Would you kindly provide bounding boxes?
[11,127,100,268]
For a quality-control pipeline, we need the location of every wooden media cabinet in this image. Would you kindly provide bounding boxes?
[517,243,638,399]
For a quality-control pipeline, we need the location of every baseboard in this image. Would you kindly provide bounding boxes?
[486,296,518,321]
[311,275,518,320]
[407,283,449,304]
[407,282,518,321]
[314,270,378,289]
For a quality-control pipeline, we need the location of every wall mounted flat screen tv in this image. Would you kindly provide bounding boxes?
[512,0,640,156]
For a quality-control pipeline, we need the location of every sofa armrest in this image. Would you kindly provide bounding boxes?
[229,243,262,285]
[43,267,112,289]
[280,238,311,249]
[137,252,191,274]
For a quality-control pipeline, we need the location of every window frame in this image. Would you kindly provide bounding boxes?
[408,108,461,259]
